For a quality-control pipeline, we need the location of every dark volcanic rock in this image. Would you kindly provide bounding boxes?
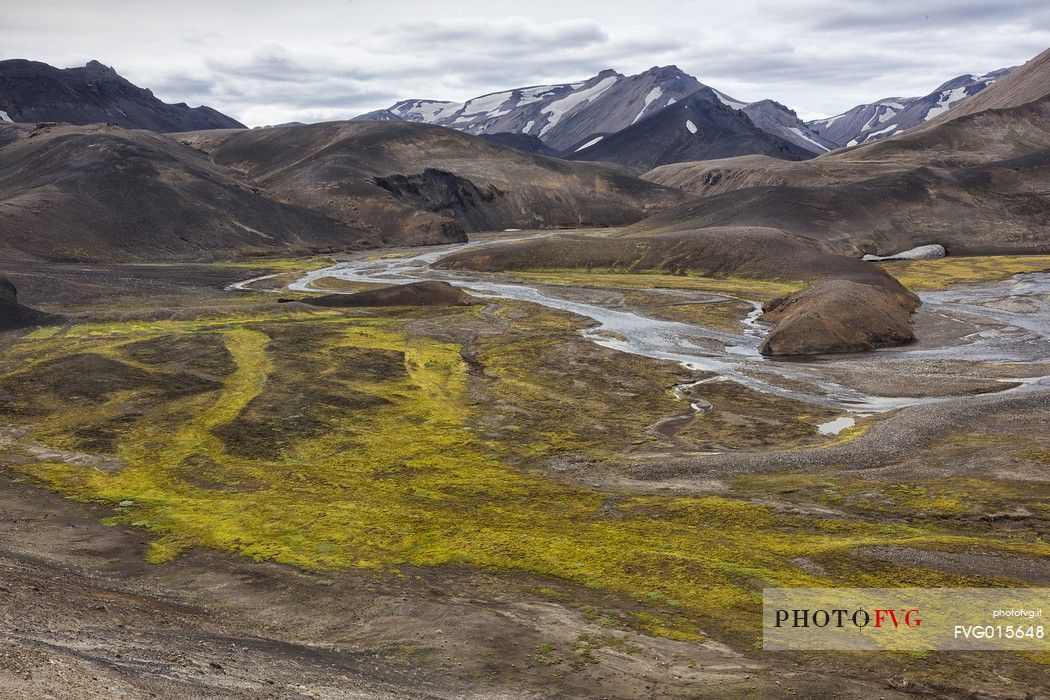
[0,59,244,132]
[758,280,919,355]
[0,276,61,331]
[572,89,814,172]
[298,281,476,307]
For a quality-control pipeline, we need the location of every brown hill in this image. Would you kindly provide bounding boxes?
[0,122,372,262]
[630,151,1049,256]
[176,121,683,246]
[759,279,918,355]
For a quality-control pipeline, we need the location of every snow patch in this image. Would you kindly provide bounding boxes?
[523,120,535,133]
[862,123,900,140]
[862,244,946,262]
[539,76,619,137]
[458,91,513,119]
[685,120,697,134]
[787,126,829,152]
[924,86,969,120]
[712,89,746,110]
[0,110,11,123]
[813,112,846,129]
[574,136,604,152]
[395,100,461,123]
[631,86,663,124]
[818,417,855,436]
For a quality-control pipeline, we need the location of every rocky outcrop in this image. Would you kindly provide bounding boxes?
[0,276,61,331]
[758,280,920,355]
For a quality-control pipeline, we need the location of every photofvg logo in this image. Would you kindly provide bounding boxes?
[763,588,1048,651]
[774,607,922,630]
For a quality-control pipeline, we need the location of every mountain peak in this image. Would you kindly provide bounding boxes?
[644,65,690,79]
[0,58,244,131]
[82,60,118,75]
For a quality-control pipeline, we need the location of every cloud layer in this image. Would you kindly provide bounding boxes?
[2,0,1047,125]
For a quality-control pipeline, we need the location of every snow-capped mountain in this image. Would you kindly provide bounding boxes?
[570,88,814,172]
[375,66,839,159]
[808,68,1014,148]
[387,66,708,151]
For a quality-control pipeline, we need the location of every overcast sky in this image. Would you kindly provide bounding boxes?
[3,0,1047,125]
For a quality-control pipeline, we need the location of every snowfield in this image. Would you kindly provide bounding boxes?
[539,75,619,137]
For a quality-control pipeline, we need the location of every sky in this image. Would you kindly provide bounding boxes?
[2,0,1048,126]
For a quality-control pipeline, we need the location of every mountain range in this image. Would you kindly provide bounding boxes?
[807,69,1015,147]
[0,59,245,132]
[366,65,834,165]
[361,62,1013,170]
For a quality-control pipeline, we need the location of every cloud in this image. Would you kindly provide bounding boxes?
[5,1,1047,125]
[813,0,1049,31]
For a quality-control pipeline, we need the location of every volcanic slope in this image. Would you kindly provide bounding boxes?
[0,122,371,262]
[570,89,814,172]
[177,120,682,245]
[0,59,244,132]
[645,47,1050,199]
[638,49,1050,256]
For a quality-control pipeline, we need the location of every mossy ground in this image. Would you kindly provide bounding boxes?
[881,255,1050,291]
[0,284,1046,649]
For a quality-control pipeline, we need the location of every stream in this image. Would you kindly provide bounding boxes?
[274,235,1050,426]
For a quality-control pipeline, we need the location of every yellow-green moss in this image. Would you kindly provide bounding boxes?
[2,310,1046,647]
[881,255,1050,291]
[507,269,804,299]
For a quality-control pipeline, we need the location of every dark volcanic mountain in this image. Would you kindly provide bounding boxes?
[807,68,1014,147]
[741,100,836,155]
[0,122,368,262]
[0,59,244,132]
[176,120,682,245]
[352,109,405,122]
[570,89,814,172]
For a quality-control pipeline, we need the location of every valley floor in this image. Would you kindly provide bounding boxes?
[0,238,1047,698]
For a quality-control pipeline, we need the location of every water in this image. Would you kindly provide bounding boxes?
[282,237,1050,415]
